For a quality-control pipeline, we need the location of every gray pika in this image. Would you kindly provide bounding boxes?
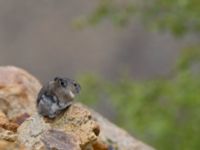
[36,77,81,118]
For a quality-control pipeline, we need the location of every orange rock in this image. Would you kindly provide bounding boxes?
[0,66,42,119]
[0,111,18,142]
[0,111,18,132]
[18,103,100,150]
[92,140,108,150]
[0,140,26,150]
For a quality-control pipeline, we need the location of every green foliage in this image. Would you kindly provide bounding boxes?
[176,46,200,71]
[73,0,135,28]
[73,1,200,149]
[77,48,200,150]
[87,0,135,26]
[140,0,200,36]
[74,0,200,36]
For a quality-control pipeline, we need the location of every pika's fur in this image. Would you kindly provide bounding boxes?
[36,77,81,118]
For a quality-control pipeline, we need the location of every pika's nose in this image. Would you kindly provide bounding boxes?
[74,83,81,93]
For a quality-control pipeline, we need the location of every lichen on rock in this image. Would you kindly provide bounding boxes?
[17,103,100,150]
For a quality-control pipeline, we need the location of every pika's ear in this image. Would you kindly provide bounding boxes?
[54,77,60,82]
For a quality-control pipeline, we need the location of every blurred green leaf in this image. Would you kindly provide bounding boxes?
[73,1,200,149]
[74,0,200,35]
[77,47,200,150]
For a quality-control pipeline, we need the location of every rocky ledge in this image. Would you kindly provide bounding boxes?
[0,66,154,150]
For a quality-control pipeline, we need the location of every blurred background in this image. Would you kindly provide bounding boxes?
[0,0,200,149]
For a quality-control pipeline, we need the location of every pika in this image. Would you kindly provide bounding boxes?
[36,77,81,118]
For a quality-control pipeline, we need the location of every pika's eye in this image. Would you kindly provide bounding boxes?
[60,80,67,87]
[74,83,77,87]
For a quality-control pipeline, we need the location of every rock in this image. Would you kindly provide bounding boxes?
[17,103,99,150]
[0,66,41,119]
[0,66,41,150]
[0,128,17,142]
[92,140,108,150]
[17,113,50,150]
[0,111,19,132]
[11,113,31,126]
[0,111,18,142]
[42,129,80,150]
[0,66,154,150]
[0,111,23,150]
[0,140,26,150]
[91,110,154,150]
[51,103,99,147]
